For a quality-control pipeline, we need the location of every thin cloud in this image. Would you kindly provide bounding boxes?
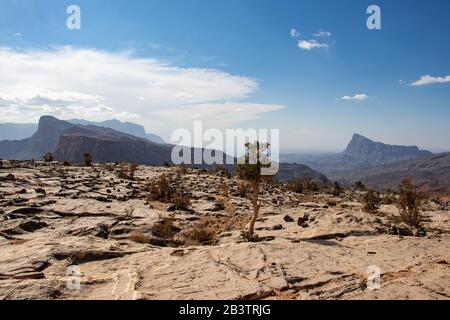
[297,40,329,50]
[314,30,332,37]
[290,28,301,38]
[339,94,371,101]
[410,75,450,86]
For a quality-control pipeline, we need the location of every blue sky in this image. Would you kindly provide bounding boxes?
[0,0,449,152]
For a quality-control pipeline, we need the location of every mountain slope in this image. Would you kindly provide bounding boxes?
[68,119,166,144]
[329,153,450,194]
[53,125,172,165]
[0,116,73,160]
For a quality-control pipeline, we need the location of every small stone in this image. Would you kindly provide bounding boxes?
[284,215,294,222]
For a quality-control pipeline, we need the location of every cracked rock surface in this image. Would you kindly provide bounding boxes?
[0,161,449,300]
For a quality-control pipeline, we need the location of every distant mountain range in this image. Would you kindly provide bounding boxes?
[0,119,165,144]
[281,134,433,174]
[0,115,328,184]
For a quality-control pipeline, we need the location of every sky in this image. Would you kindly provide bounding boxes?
[0,0,449,152]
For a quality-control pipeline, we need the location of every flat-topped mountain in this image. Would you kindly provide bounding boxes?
[344,133,432,162]
[280,134,432,174]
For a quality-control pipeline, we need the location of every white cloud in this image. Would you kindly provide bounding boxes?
[313,30,332,37]
[290,28,301,38]
[297,40,329,50]
[0,46,285,136]
[410,75,450,86]
[340,94,371,101]
[14,33,22,37]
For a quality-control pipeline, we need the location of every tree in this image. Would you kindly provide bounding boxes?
[397,179,424,227]
[43,152,54,162]
[237,141,273,241]
[363,189,381,213]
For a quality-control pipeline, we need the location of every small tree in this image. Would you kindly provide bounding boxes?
[363,189,381,213]
[332,181,342,196]
[397,179,424,227]
[237,141,273,241]
[84,153,93,167]
[43,152,54,162]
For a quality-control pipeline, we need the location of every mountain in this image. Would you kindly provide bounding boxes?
[344,133,432,164]
[0,116,73,160]
[276,163,330,184]
[0,119,165,144]
[53,125,173,165]
[280,134,432,174]
[68,119,166,144]
[329,153,450,196]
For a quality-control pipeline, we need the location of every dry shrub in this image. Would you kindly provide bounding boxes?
[397,179,424,227]
[354,181,366,191]
[171,189,191,211]
[151,216,181,239]
[43,152,54,162]
[363,189,381,213]
[148,174,173,202]
[288,178,304,194]
[176,162,188,175]
[118,162,139,180]
[84,153,93,167]
[236,181,247,197]
[221,179,229,198]
[331,181,342,196]
[182,220,217,245]
[148,174,191,210]
[382,190,397,205]
[212,165,231,178]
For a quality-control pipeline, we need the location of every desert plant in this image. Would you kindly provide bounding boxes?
[221,178,229,198]
[363,189,381,213]
[236,181,248,197]
[148,174,191,210]
[182,220,217,245]
[397,179,424,227]
[237,141,274,241]
[84,153,93,167]
[151,216,181,239]
[382,189,397,205]
[148,174,173,202]
[43,152,54,162]
[354,181,366,191]
[332,181,342,196]
[118,162,139,180]
[176,162,188,175]
[288,178,304,194]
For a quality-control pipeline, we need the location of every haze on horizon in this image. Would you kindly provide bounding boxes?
[0,0,449,152]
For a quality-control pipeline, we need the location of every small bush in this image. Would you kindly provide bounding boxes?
[288,178,304,194]
[332,181,342,196]
[171,189,191,211]
[84,153,93,167]
[148,174,173,202]
[151,217,181,239]
[148,174,191,210]
[43,152,54,162]
[182,220,217,245]
[397,179,424,227]
[355,181,366,191]
[176,162,188,175]
[382,190,397,205]
[118,162,139,180]
[236,181,248,197]
[363,189,381,213]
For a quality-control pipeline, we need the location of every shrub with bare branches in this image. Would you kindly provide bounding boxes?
[397,179,424,227]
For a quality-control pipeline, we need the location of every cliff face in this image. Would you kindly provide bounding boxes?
[53,125,172,165]
[0,116,73,160]
[344,134,432,162]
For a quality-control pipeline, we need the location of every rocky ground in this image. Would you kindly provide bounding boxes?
[0,160,449,300]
